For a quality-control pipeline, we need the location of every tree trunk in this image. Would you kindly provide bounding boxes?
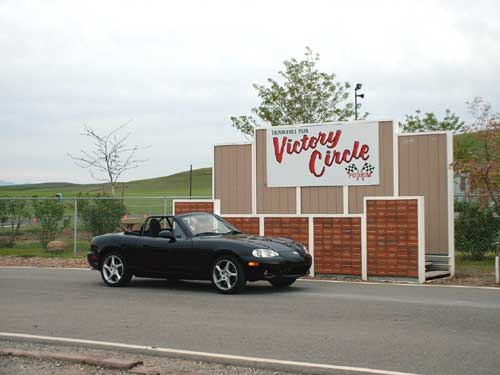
[7,221,21,248]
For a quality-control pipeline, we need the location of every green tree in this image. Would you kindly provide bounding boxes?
[401,109,464,133]
[0,199,31,248]
[231,47,366,135]
[454,98,500,213]
[78,194,127,238]
[32,199,65,249]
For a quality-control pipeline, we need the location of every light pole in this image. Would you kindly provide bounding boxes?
[354,83,364,120]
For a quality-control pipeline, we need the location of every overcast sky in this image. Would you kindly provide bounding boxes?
[1,0,499,184]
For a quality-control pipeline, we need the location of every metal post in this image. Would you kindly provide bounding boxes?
[496,256,499,284]
[189,164,193,199]
[354,94,358,120]
[73,199,78,256]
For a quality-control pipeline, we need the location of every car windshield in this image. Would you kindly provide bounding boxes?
[179,213,240,237]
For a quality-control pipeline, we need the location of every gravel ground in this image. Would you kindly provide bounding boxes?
[0,340,296,375]
[0,355,128,375]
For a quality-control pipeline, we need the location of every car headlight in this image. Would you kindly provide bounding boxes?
[252,248,279,258]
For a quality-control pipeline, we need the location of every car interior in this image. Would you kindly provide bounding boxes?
[142,216,186,239]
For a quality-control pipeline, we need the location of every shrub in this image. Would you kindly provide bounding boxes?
[0,199,32,248]
[455,201,500,260]
[78,194,127,238]
[32,199,65,249]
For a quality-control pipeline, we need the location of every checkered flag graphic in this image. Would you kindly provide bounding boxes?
[361,163,375,173]
[345,164,358,173]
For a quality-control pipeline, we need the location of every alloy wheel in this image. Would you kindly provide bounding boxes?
[212,259,238,291]
[102,255,124,284]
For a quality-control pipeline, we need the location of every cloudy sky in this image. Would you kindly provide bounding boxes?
[1,0,499,184]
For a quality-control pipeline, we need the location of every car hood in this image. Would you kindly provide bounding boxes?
[205,233,308,255]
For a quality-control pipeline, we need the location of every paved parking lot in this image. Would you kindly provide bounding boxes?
[1,268,499,375]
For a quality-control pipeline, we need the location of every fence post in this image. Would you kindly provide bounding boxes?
[73,199,78,257]
[163,197,168,216]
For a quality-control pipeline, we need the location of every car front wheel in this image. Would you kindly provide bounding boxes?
[101,252,132,287]
[211,256,246,294]
[269,277,297,288]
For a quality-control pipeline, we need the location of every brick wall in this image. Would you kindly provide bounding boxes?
[174,201,214,215]
[366,199,419,278]
[223,217,260,236]
[313,217,362,275]
[263,217,309,248]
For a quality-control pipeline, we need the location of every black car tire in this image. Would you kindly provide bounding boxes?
[269,277,297,288]
[100,252,132,287]
[211,256,246,294]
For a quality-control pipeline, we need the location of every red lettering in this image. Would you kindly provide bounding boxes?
[359,145,369,160]
[292,140,302,154]
[309,150,325,177]
[326,130,341,148]
[341,149,352,163]
[301,134,310,150]
[273,137,287,163]
[273,130,371,177]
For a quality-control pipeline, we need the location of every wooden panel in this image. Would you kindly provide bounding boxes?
[348,121,395,213]
[398,134,449,254]
[256,129,296,214]
[301,187,343,214]
[366,199,419,278]
[214,144,252,214]
[313,217,361,275]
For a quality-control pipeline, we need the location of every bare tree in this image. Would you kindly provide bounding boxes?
[68,122,147,196]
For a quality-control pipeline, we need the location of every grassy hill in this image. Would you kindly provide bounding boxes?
[0,167,212,198]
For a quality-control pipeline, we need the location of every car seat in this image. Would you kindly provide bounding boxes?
[149,218,162,237]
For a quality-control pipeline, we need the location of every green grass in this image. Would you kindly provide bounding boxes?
[0,241,89,259]
[455,253,496,277]
[0,167,212,198]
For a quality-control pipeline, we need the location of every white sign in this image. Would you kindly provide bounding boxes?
[266,122,380,187]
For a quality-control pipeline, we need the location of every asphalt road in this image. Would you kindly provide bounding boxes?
[1,268,499,375]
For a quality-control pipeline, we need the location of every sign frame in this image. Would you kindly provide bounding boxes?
[264,121,380,188]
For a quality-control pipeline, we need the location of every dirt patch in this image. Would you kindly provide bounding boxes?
[0,256,89,268]
[429,272,498,287]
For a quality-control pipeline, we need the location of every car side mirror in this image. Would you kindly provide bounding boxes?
[159,230,176,242]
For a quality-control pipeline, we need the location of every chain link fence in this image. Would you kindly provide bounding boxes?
[1,193,499,279]
[454,193,500,258]
[0,196,209,257]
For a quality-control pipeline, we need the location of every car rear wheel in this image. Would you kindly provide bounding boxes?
[269,277,297,288]
[101,252,132,287]
[211,256,246,294]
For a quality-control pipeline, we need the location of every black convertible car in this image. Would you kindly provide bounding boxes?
[87,212,312,293]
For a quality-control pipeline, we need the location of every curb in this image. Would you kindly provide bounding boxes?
[0,347,143,370]
[0,333,423,375]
